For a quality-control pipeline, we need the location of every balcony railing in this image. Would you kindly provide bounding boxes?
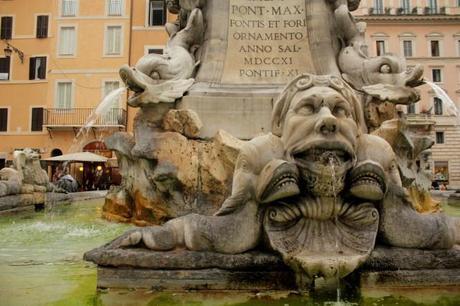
[406,113,436,127]
[424,6,446,15]
[44,108,127,129]
[367,6,447,16]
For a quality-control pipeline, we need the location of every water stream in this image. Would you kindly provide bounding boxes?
[424,81,459,120]
[69,87,127,153]
[0,199,459,305]
[329,157,343,306]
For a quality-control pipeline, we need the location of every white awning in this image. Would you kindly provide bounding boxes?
[43,152,108,163]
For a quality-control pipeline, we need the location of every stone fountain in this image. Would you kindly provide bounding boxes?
[85,0,460,292]
[0,149,69,214]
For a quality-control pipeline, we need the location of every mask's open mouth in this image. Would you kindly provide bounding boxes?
[293,142,353,169]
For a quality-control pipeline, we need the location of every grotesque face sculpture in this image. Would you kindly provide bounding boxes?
[273,74,360,197]
[267,75,379,281]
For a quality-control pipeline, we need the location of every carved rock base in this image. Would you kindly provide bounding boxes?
[84,246,460,291]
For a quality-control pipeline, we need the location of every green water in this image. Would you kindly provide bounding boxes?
[0,199,128,306]
[0,199,459,306]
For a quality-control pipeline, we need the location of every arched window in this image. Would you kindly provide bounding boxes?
[51,148,63,157]
[83,141,112,158]
[434,97,443,115]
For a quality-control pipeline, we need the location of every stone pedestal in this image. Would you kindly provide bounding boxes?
[178,0,341,139]
[84,247,296,290]
[84,245,460,291]
[179,90,277,139]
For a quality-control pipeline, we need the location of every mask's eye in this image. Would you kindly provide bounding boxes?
[297,104,314,116]
[333,105,349,118]
[380,64,391,74]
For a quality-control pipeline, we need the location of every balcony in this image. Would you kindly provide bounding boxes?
[369,7,391,15]
[406,113,436,130]
[424,6,446,15]
[396,7,417,15]
[43,108,127,131]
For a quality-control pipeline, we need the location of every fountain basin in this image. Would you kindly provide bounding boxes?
[0,191,107,215]
[0,192,71,214]
[84,245,460,291]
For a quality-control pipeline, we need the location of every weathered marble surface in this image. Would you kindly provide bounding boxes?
[360,269,460,288]
[105,73,458,288]
[97,267,296,291]
[103,126,244,226]
[0,149,58,197]
[84,248,285,270]
[0,192,71,214]
[85,245,460,290]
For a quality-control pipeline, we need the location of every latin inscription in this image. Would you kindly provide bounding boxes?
[221,0,314,84]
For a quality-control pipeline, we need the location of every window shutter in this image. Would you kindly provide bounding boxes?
[29,57,37,80]
[31,108,44,132]
[0,57,10,80]
[38,57,47,79]
[36,16,49,38]
[0,109,8,132]
[1,17,13,40]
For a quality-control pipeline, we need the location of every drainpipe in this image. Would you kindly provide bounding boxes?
[125,0,134,131]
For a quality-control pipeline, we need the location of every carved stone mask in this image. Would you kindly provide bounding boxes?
[272,74,360,196]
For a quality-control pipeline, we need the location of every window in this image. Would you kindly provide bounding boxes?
[58,26,76,56]
[401,0,410,14]
[61,0,77,17]
[148,48,163,54]
[403,40,413,57]
[0,57,10,81]
[31,107,44,132]
[104,81,120,98]
[376,40,386,56]
[107,0,123,16]
[103,81,120,123]
[56,82,73,109]
[434,97,443,115]
[436,131,444,144]
[374,0,384,14]
[0,108,7,132]
[148,0,167,26]
[29,57,47,80]
[428,0,438,13]
[407,103,416,114]
[430,40,440,57]
[457,40,460,56]
[105,26,122,55]
[36,15,49,38]
[0,16,13,40]
[432,69,442,83]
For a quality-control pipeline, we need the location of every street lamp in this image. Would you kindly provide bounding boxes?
[3,42,24,63]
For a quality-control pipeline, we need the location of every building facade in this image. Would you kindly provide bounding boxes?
[0,0,177,169]
[0,0,134,167]
[355,0,460,187]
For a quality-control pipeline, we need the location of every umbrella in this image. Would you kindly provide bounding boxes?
[43,152,108,163]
